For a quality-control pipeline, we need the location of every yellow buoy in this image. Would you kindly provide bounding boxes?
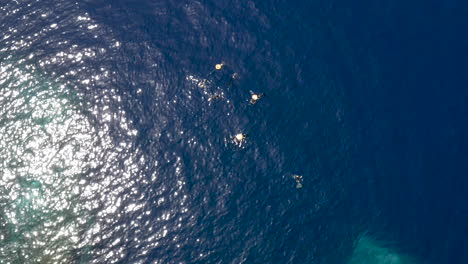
[235,133,244,141]
[250,93,264,104]
[215,63,224,70]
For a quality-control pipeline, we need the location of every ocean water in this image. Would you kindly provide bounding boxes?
[1,0,467,263]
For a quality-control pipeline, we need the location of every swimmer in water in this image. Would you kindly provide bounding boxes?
[250,92,265,104]
[293,175,303,189]
[227,72,238,88]
[233,133,247,145]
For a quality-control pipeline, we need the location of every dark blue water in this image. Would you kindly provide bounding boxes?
[1,0,467,263]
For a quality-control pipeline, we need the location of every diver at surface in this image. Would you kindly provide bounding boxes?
[293,174,303,188]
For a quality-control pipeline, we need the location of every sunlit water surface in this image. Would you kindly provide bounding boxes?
[2,0,464,264]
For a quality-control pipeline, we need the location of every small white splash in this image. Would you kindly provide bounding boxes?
[77,15,90,21]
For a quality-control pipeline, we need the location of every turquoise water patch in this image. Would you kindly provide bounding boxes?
[349,235,418,264]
